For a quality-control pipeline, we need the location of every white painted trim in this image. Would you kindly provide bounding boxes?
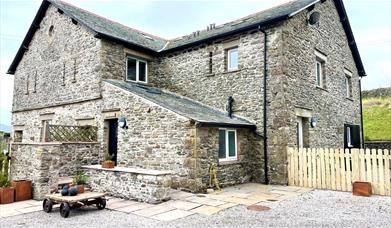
[218,128,238,161]
[158,41,170,52]
[315,60,323,87]
[315,50,327,62]
[289,0,321,17]
[125,56,148,84]
[297,117,303,148]
[347,127,352,147]
[344,68,353,77]
[227,47,239,71]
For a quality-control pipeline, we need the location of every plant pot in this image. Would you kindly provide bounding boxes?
[102,161,115,169]
[0,187,15,204]
[353,181,372,197]
[77,185,85,194]
[11,180,32,201]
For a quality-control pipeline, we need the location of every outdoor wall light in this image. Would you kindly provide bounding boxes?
[118,116,128,129]
[310,117,318,128]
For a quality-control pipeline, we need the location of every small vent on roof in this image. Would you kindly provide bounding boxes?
[142,34,154,40]
[206,23,216,31]
[192,31,200,37]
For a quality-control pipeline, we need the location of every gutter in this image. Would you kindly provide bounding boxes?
[259,27,269,185]
[359,77,364,147]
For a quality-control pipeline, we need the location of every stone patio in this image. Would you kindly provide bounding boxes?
[0,183,311,221]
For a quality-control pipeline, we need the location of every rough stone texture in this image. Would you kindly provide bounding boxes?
[12,5,102,112]
[85,167,171,203]
[10,142,100,199]
[365,141,391,150]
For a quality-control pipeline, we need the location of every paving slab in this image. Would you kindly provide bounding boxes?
[218,202,238,209]
[115,203,152,213]
[132,204,175,217]
[169,190,194,200]
[0,209,22,218]
[222,196,261,206]
[24,200,43,206]
[191,205,223,215]
[151,209,194,221]
[106,200,139,210]
[163,200,202,210]
[16,206,42,214]
[185,196,225,206]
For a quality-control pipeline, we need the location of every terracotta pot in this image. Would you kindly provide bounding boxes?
[77,185,85,194]
[102,161,115,169]
[353,181,372,197]
[0,187,15,204]
[11,180,32,201]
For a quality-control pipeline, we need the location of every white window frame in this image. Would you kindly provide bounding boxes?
[347,126,352,147]
[227,47,239,71]
[126,56,148,83]
[344,69,352,98]
[297,117,304,148]
[219,128,238,161]
[315,50,327,88]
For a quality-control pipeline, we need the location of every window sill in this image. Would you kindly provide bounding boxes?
[315,86,328,92]
[205,73,215,77]
[223,69,241,74]
[218,159,241,166]
[125,80,148,85]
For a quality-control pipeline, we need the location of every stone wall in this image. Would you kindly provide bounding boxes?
[365,141,391,150]
[264,0,362,184]
[85,165,171,203]
[10,142,100,199]
[12,5,102,112]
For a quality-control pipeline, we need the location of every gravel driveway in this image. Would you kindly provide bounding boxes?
[1,190,390,227]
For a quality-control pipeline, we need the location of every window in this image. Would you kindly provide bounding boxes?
[126,57,147,83]
[344,124,360,149]
[14,130,23,142]
[227,47,238,71]
[315,50,327,88]
[218,129,237,161]
[346,126,352,148]
[344,69,352,98]
[209,52,213,74]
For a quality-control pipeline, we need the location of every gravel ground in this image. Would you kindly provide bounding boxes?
[1,190,391,228]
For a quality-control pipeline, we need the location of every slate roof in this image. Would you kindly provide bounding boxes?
[104,79,256,129]
[7,0,366,77]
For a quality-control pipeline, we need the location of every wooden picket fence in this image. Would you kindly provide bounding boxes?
[287,147,391,196]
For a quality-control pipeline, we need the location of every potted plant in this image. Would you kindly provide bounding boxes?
[0,174,14,204]
[73,171,87,194]
[101,153,115,169]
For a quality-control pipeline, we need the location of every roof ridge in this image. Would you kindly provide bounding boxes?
[55,0,167,42]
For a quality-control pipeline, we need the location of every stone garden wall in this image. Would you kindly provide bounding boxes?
[10,142,100,199]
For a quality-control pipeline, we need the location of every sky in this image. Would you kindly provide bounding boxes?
[0,0,390,127]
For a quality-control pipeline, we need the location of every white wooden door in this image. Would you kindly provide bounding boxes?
[297,117,303,148]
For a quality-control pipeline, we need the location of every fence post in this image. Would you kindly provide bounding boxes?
[351,148,359,182]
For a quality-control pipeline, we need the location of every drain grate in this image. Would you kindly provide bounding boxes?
[247,204,271,212]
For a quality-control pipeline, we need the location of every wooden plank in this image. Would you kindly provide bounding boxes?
[335,148,341,191]
[345,149,352,191]
[351,149,360,183]
[294,148,299,186]
[330,148,336,190]
[371,149,378,195]
[365,148,372,184]
[316,148,322,188]
[303,148,308,187]
[383,149,391,196]
[287,147,294,186]
[46,192,105,203]
[378,149,385,195]
[359,149,366,181]
[320,148,326,189]
[340,148,347,192]
[308,148,313,188]
[312,148,317,188]
[325,148,331,189]
[299,148,303,187]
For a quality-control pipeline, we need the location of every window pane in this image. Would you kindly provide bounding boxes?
[229,48,238,70]
[228,131,236,157]
[127,58,137,81]
[139,61,147,82]
[316,62,321,86]
[218,130,226,159]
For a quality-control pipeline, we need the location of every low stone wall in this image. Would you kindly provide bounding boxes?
[10,142,101,199]
[365,141,391,150]
[83,165,172,204]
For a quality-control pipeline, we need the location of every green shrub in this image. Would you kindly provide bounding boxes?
[0,173,10,188]
[73,171,87,185]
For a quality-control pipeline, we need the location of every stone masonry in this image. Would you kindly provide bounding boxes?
[10,0,363,200]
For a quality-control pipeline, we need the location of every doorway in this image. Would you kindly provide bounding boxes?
[107,119,118,165]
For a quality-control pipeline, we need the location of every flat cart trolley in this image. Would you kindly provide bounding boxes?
[43,192,106,218]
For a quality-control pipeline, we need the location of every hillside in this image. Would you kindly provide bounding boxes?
[362,87,391,141]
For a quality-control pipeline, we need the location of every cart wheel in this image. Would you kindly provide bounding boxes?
[60,202,71,218]
[96,198,106,210]
[43,199,53,213]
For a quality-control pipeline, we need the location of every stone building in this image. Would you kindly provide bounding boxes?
[7,0,366,199]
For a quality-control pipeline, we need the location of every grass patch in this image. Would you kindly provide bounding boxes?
[363,96,391,141]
